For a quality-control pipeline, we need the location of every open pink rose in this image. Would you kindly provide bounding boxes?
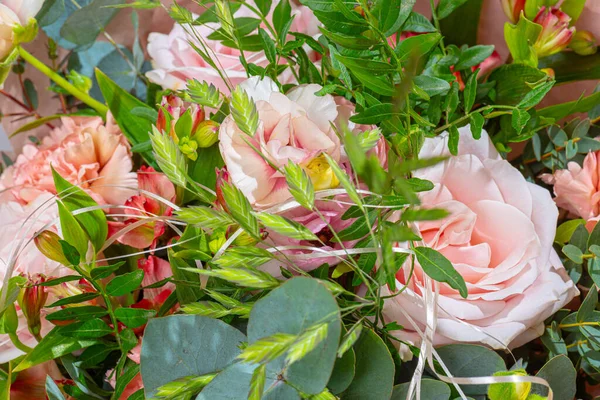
[219,77,342,208]
[107,166,176,249]
[383,126,578,349]
[146,3,319,92]
[0,114,137,206]
[542,150,600,228]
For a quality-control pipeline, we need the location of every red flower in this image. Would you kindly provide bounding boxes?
[533,7,575,58]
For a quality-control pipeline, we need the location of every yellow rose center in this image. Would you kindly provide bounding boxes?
[303,153,340,191]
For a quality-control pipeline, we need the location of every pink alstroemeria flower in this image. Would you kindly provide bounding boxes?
[533,7,575,58]
[107,167,176,249]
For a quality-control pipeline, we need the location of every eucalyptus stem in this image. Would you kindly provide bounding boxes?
[434,105,516,134]
[17,47,108,116]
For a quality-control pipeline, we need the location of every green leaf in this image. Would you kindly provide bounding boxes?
[0,304,18,334]
[391,379,451,400]
[350,104,397,125]
[401,208,449,221]
[140,315,246,397]
[46,375,67,400]
[221,182,260,238]
[504,17,542,67]
[95,69,155,166]
[448,125,460,156]
[105,270,144,296]
[46,292,99,308]
[438,0,484,46]
[328,346,355,394]
[577,285,598,322]
[538,51,600,84]
[437,0,469,19]
[52,168,107,252]
[255,0,273,15]
[168,249,202,305]
[470,112,484,139]
[517,80,555,108]
[114,307,156,328]
[396,33,441,62]
[45,306,108,322]
[488,64,547,106]
[90,262,125,280]
[402,12,436,33]
[57,202,88,261]
[529,355,576,400]
[256,213,318,241]
[512,108,531,134]
[436,344,505,396]
[14,327,99,371]
[273,0,292,38]
[79,343,118,368]
[463,72,477,112]
[247,277,342,395]
[59,318,112,338]
[342,329,394,400]
[258,28,277,64]
[414,246,468,298]
[376,0,415,36]
[537,90,600,120]
[414,75,451,97]
[562,244,583,264]
[455,45,494,71]
[60,0,120,48]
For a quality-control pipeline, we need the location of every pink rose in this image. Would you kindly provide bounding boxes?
[146,3,319,92]
[219,77,341,208]
[0,114,137,206]
[107,166,176,249]
[383,126,578,348]
[542,150,600,224]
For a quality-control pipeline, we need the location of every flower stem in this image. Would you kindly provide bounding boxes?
[17,46,108,116]
[9,332,33,353]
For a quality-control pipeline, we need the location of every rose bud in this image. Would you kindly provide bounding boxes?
[533,7,575,58]
[34,230,70,267]
[18,274,48,338]
[569,30,598,56]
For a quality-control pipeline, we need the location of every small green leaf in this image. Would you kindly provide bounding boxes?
[455,45,494,71]
[448,125,460,156]
[470,112,484,139]
[437,0,469,19]
[57,318,112,339]
[414,246,468,298]
[46,306,108,322]
[114,307,156,328]
[562,244,583,264]
[463,72,478,112]
[106,270,144,296]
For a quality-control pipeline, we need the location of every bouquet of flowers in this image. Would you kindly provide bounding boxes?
[1,0,600,399]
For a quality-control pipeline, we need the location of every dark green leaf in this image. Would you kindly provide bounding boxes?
[105,270,144,296]
[115,307,156,328]
[455,45,494,71]
[414,246,467,297]
[437,0,469,19]
[46,293,100,308]
[46,306,108,322]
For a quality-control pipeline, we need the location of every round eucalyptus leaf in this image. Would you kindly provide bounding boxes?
[247,277,342,395]
[140,315,246,397]
[435,344,506,396]
[391,378,451,400]
[342,329,395,400]
[328,347,355,394]
[196,362,300,400]
[529,355,576,400]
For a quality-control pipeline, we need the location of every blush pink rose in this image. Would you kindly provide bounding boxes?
[146,3,319,92]
[542,150,600,228]
[0,114,137,206]
[219,77,342,208]
[382,126,578,349]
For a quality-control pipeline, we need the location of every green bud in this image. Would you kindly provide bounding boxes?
[192,120,219,148]
[34,230,71,267]
[569,30,598,56]
[13,18,38,46]
[178,136,199,161]
[67,70,93,94]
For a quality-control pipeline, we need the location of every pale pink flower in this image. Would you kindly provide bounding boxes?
[146,3,319,92]
[219,77,341,208]
[135,255,175,305]
[542,149,600,224]
[0,114,137,206]
[0,0,43,60]
[383,126,578,349]
[107,166,176,249]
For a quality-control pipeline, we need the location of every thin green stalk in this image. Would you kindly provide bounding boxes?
[17,47,108,116]
[9,333,33,353]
